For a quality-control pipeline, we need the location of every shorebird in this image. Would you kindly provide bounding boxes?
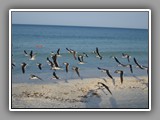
[97,82,112,95]
[12,63,16,69]
[50,72,60,80]
[29,74,43,81]
[51,54,62,70]
[77,55,86,64]
[24,50,28,56]
[122,53,131,62]
[97,67,114,80]
[111,56,124,66]
[29,50,37,60]
[133,57,148,74]
[114,70,124,84]
[36,63,42,70]
[93,47,102,60]
[66,48,77,60]
[63,62,69,73]
[83,52,89,57]
[72,66,81,78]
[21,62,27,74]
[56,48,61,57]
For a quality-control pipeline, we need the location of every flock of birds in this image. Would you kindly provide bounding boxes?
[12,47,148,95]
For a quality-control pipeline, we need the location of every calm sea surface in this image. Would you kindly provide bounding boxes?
[12,24,148,83]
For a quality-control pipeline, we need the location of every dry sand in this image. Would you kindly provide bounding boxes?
[11,76,149,109]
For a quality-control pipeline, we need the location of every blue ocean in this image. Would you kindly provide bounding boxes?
[12,24,148,83]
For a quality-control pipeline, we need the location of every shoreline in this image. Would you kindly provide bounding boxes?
[11,76,149,109]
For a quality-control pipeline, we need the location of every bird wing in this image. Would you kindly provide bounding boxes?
[114,57,122,65]
[75,68,80,77]
[129,64,133,73]
[106,70,114,80]
[98,82,112,95]
[73,51,77,60]
[53,72,59,79]
[133,58,143,68]
[22,66,25,74]
[120,71,123,84]
[57,48,60,55]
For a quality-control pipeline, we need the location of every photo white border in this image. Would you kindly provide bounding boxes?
[9,9,151,111]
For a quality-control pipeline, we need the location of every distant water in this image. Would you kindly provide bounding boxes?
[12,24,148,83]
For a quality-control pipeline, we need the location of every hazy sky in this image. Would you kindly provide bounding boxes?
[12,11,149,29]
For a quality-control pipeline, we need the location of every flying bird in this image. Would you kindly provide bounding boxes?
[72,66,81,78]
[78,55,85,64]
[114,70,124,84]
[93,47,102,60]
[63,62,69,73]
[29,50,37,60]
[97,67,114,80]
[51,72,60,80]
[97,82,112,95]
[66,48,77,60]
[36,63,42,70]
[24,50,28,56]
[122,53,131,62]
[21,62,27,74]
[29,74,43,81]
[56,48,61,57]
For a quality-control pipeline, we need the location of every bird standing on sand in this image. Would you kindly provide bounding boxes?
[114,70,124,84]
[21,62,27,74]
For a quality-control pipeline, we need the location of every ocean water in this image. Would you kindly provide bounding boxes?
[11,24,148,83]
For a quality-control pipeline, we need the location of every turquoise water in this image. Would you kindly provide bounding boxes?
[12,24,148,83]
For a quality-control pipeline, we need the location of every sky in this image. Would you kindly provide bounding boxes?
[12,11,149,29]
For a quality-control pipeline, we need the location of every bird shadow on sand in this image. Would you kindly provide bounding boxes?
[109,96,118,108]
[82,90,102,108]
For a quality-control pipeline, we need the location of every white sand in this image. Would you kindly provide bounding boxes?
[11,76,148,109]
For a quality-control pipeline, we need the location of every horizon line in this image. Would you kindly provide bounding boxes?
[12,23,148,30]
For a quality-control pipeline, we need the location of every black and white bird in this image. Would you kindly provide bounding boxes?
[112,56,124,66]
[83,52,89,57]
[63,62,69,73]
[51,54,62,70]
[72,66,81,78]
[78,55,86,64]
[97,82,112,95]
[93,47,102,60]
[21,62,27,74]
[50,72,60,80]
[114,70,124,84]
[36,63,42,70]
[12,63,16,69]
[56,48,61,57]
[29,50,37,60]
[122,53,131,62]
[133,57,148,74]
[29,74,43,81]
[66,48,77,60]
[97,67,114,80]
[24,50,28,56]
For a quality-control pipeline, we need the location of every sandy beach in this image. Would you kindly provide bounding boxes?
[11,76,149,109]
